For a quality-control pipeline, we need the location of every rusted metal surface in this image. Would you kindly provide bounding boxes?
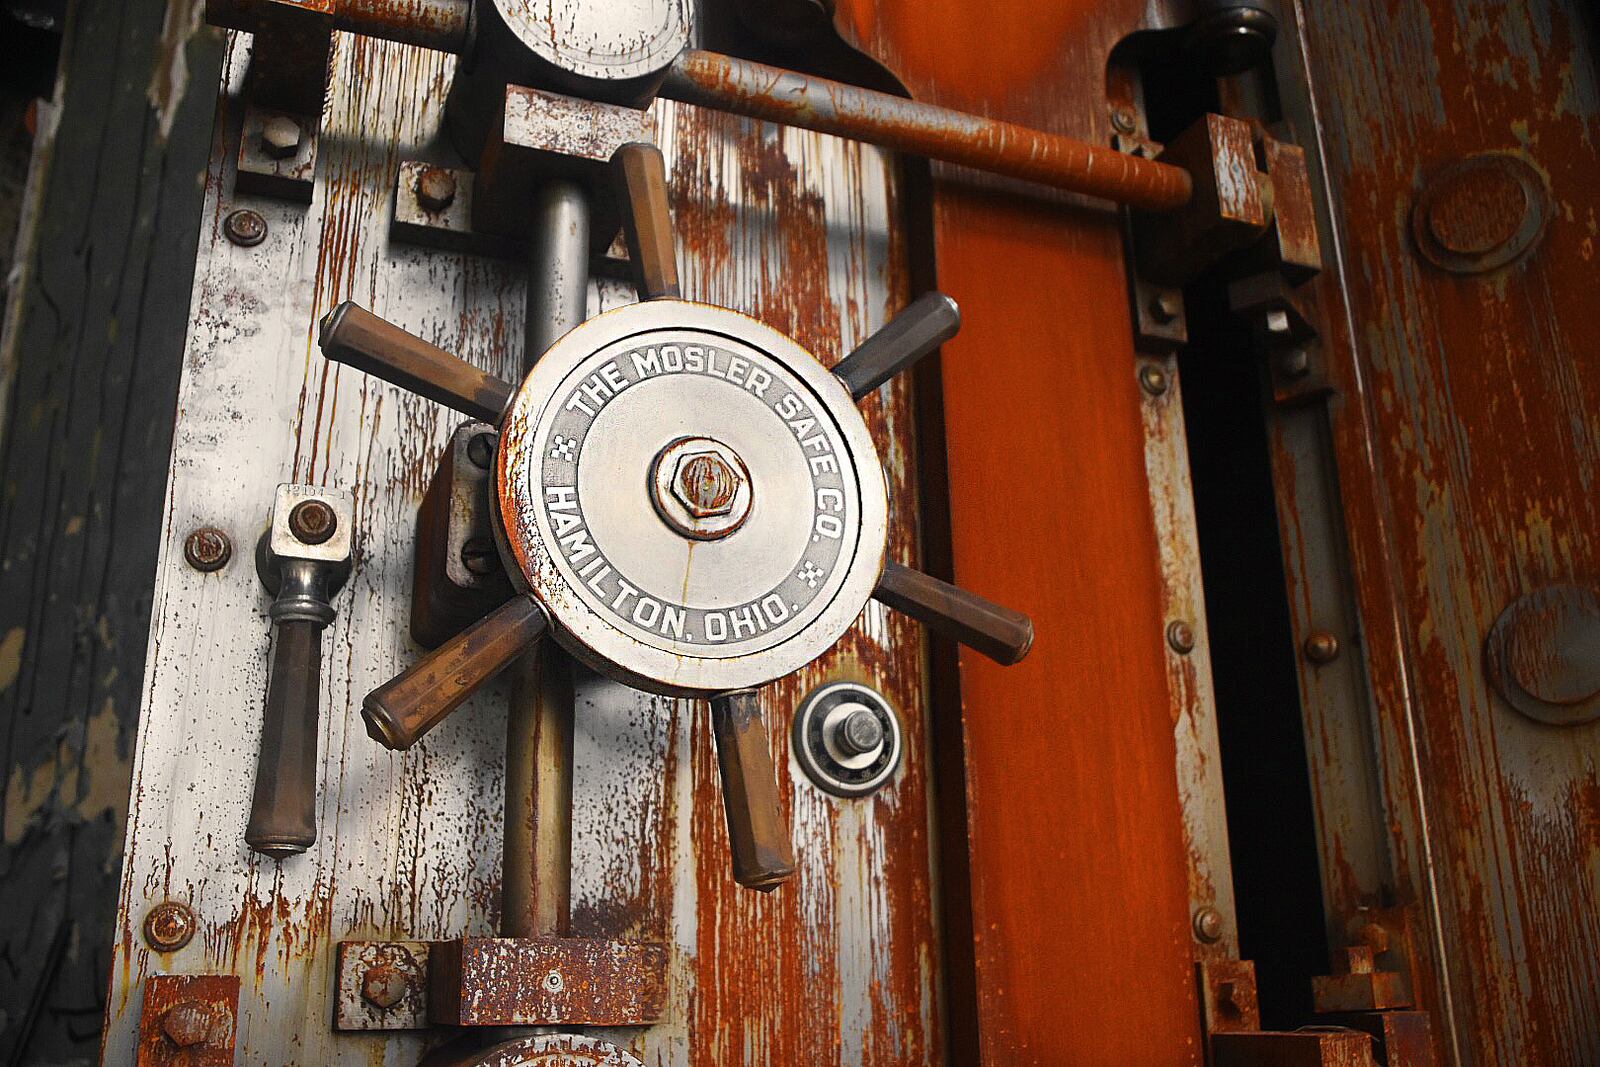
[1197,958,1261,1034]
[1252,135,1322,282]
[429,936,667,1026]
[136,975,240,1066]
[332,939,429,1029]
[1483,583,1600,727]
[106,27,940,1065]
[1135,112,1269,284]
[832,1,1211,1061]
[143,902,200,953]
[207,0,471,53]
[660,49,1193,210]
[1268,0,1600,1062]
[1312,946,1412,1014]
[1323,1011,1435,1067]
[1213,1030,1378,1067]
[421,1033,645,1067]
[1409,153,1548,274]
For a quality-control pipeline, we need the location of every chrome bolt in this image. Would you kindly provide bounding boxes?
[162,1001,211,1047]
[1304,631,1341,665]
[361,963,412,1010]
[415,166,458,212]
[1193,906,1225,944]
[1166,619,1196,655]
[143,901,197,952]
[260,114,302,159]
[672,452,742,518]
[223,208,267,247]
[460,537,498,576]
[1139,363,1170,397]
[183,527,232,572]
[288,499,336,545]
[466,430,496,470]
[835,707,885,756]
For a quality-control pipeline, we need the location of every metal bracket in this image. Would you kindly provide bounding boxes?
[1196,958,1261,1035]
[411,422,513,648]
[137,975,241,1066]
[334,940,431,1031]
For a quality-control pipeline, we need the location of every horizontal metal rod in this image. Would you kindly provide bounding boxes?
[206,0,470,53]
[660,51,1193,211]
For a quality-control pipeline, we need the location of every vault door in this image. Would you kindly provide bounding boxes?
[102,25,952,1066]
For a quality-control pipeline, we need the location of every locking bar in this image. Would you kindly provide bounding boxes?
[206,0,1193,211]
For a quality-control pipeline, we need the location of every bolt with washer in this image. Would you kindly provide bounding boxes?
[184,527,232,572]
[223,209,267,248]
[143,900,198,952]
[1139,363,1170,397]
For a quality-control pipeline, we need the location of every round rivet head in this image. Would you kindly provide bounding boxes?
[361,964,412,1010]
[1139,363,1170,397]
[143,900,197,952]
[184,527,232,572]
[1412,153,1548,273]
[162,1001,212,1048]
[1304,631,1341,665]
[288,499,336,545]
[1193,906,1225,944]
[415,166,458,212]
[1167,619,1197,655]
[223,208,267,247]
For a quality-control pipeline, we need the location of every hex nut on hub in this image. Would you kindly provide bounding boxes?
[650,436,753,541]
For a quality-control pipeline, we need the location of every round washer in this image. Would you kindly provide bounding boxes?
[497,299,889,696]
[792,681,903,798]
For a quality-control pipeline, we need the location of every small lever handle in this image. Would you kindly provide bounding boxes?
[874,561,1034,665]
[832,292,961,401]
[363,593,549,750]
[246,487,353,858]
[319,302,516,423]
[709,689,796,891]
[612,142,681,301]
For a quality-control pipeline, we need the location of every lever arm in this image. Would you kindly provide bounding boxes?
[319,302,516,423]
[832,292,961,401]
[709,689,796,891]
[612,143,681,301]
[874,561,1034,665]
[364,594,549,750]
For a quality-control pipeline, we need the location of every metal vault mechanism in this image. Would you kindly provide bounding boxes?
[117,0,1349,1063]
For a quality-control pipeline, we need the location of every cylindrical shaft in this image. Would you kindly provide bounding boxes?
[246,619,324,858]
[874,561,1035,665]
[710,689,796,891]
[525,181,592,361]
[363,595,548,750]
[502,643,574,937]
[660,50,1193,211]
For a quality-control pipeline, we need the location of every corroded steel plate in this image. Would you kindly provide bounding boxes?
[497,299,888,695]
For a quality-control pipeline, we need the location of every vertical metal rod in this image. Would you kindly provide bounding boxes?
[503,180,591,939]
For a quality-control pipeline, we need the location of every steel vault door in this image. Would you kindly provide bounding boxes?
[102,31,945,1066]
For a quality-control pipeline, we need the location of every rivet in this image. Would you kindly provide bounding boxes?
[415,166,458,212]
[223,208,267,248]
[183,527,232,572]
[162,1000,211,1048]
[1304,630,1341,664]
[466,430,496,470]
[1167,619,1196,655]
[288,499,336,545]
[542,969,565,993]
[143,900,197,952]
[1148,290,1182,325]
[1193,906,1225,944]
[1139,363,1170,397]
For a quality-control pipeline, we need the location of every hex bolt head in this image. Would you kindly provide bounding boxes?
[260,114,302,159]
[143,900,197,952]
[1139,363,1170,397]
[1193,906,1225,944]
[1278,346,1311,379]
[288,499,337,545]
[223,208,267,248]
[1264,308,1292,337]
[1304,630,1341,665]
[1166,619,1197,655]
[460,537,498,576]
[184,527,232,572]
[162,1000,212,1047]
[415,166,458,212]
[673,452,742,518]
[466,430,496,470]
[361,963,412,1010]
